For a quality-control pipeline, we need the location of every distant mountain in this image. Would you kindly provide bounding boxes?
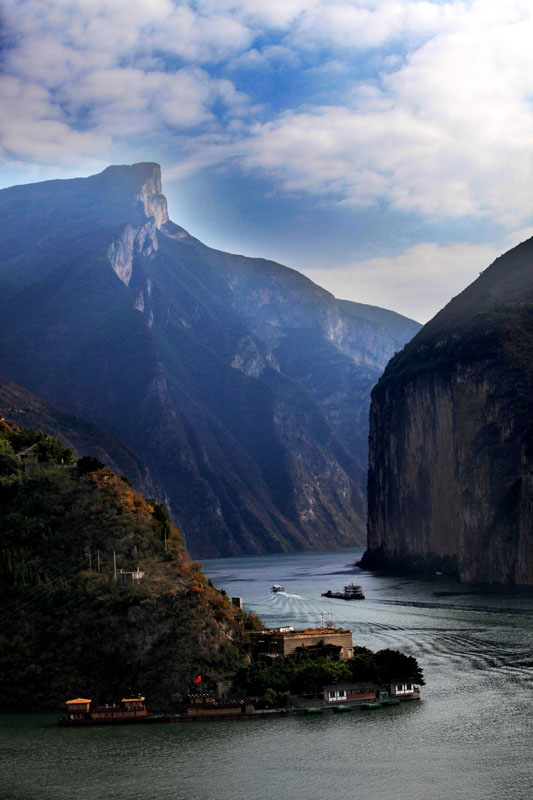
[0,376,155,496]
[0,163,420,557]
[362,238,533,585]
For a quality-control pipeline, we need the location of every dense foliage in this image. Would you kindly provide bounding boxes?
[0,418,249,710]
[237,643,424,707]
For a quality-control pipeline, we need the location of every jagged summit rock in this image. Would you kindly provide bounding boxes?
[363,236,533,585]
[0,163,420,557]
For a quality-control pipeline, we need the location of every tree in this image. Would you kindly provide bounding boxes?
[374,649,425,685]
[77,456,105,476]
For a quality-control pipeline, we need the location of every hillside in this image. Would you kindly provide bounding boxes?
[0,163,420,557]
[0,376,155,496]
[363,237,533,585]
[0,418,251,710]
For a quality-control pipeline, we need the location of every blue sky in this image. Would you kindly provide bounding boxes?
[2,0,533,322]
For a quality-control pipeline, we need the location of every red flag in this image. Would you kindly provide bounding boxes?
[194,675,202,684]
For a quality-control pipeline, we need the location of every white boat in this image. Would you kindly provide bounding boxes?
[271,584,284,593]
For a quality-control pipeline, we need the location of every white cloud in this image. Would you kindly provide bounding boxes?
[302,240,506,323]
[228,1,533,228]
[2,0,533,239]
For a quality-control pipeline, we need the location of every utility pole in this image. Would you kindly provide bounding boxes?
[97,550,101,573]
[88,551,92,574]
[113,551,117,582]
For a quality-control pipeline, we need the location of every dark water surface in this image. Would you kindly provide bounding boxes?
[2,548,532,800]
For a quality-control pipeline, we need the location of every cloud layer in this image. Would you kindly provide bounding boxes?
[2,1,533,319]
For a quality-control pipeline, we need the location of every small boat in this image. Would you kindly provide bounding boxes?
[361,702,382,710]
[304,707,323,715]
[271,584,284,593]
[332,705,352,713]
[321,583,365,600]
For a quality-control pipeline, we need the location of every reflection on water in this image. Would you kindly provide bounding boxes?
[2,548,532,800]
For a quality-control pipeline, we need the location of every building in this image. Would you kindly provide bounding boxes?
[323,682,378,703]
[17,444,39,473]
[389,680,420,699]
[249,627,354,660]
[115,568,145,586]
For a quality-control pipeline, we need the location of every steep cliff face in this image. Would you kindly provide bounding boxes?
[0,163,420,557]
[364,239,533,585]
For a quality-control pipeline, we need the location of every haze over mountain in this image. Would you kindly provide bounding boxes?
[0,163,419,557]
[0,375,155,496]
[363,238,533,585]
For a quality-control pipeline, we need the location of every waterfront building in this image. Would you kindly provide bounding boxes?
[249,627,354,660]
[323,683,379,703]
[389,681,420,699]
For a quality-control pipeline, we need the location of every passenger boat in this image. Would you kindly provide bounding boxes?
[321,583,365,600]
[58,696,162,726]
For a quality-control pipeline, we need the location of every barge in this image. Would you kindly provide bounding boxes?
[321,583,365,600]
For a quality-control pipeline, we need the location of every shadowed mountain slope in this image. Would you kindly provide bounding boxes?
[0,163,420,557]
[363,237,533,584]
[0,376,155,496]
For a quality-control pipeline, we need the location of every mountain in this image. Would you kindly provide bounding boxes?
[0,163,420,557]
[362,237,533,585]
[0,375,155,495]
[0,418,251,710]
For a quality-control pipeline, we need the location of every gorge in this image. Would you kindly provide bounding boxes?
[362,237,533,585]
[0,163,419,557]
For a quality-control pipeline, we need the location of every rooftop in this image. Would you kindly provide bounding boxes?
[254,627,349,637]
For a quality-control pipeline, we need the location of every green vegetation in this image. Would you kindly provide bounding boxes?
[237,643,424,707]
[0,418,250,710]
[0,416,425,712]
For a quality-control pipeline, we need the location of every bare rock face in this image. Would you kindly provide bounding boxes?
[0,163,420,558]
[364,239,533,585]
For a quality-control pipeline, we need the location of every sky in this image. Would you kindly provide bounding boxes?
[2,0,533,322]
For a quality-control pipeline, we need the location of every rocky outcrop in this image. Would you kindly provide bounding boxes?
[364,239,533,585]
[0,163,420,557]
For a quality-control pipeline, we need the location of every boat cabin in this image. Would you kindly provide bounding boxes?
[90,697,149,719]
[64,698,92,720]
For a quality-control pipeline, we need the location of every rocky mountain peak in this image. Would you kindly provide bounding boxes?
[105,163,168,286]
[135,164,168,229]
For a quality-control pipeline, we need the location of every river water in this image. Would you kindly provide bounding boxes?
[2,547,532,800]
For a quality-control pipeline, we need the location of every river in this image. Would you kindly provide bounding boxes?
[1,547,532,800]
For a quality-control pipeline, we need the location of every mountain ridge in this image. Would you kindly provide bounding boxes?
[0,162,420,557]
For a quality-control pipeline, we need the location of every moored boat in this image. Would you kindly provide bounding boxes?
[58,696,161,726]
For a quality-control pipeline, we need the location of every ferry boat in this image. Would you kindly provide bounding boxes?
[321,583,365,600]
[58,696,162,726]
[271,584,284,593]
